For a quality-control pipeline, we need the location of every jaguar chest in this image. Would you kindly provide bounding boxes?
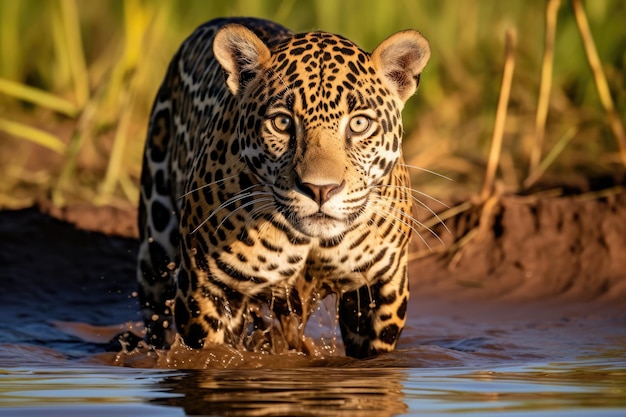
[193,218,389,297]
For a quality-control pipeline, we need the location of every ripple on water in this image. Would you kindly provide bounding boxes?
[1,359,625,416]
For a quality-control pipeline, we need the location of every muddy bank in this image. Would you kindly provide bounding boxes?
[410,188,626,302]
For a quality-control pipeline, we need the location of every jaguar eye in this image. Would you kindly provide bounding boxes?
[271,114,293,133]
[349,115,371,135]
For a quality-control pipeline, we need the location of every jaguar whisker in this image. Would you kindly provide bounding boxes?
[214,197,275,235]
[249,202,277,220]
[396,163,453,182]
[373,182,450,209]
[191,189,273,234]
[204,185,271,217]
[369,206,433,250]
[363,202,412,243]
[372,184,450,234]
[253,205,287,238]
[178,172,248,200]
[373,197,444,245]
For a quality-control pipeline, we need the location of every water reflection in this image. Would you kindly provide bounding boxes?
[400,361,626,414]
[153,367,408,416]
[1,360,625,416]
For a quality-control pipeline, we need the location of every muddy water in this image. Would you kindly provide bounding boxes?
[1,208,626,416]
[2,292,625,416]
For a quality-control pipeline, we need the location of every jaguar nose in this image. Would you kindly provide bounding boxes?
[296,179,345,206]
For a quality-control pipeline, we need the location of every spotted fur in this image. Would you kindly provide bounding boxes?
[137,17,430,358]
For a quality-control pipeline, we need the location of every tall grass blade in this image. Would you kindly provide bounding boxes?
[51,99,99,205]
[0,118,66,153]
[480,29,517,201]
[525,126,578,188]
[0,1,21,79]
[59,0,90,107]
[0,78,78,117]
[528,0,560,177]
[98,0,150,202]
[572,0,626,168]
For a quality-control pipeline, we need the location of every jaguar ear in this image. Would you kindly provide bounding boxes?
[371,30,430,104]
[213,24,271,95]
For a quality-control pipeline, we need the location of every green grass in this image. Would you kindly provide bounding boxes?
[0,0,624,209]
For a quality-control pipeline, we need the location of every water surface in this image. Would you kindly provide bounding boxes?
[2,292,624,416]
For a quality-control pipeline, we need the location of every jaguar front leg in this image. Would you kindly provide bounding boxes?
[172,258,253,349]
[338,262,409,358]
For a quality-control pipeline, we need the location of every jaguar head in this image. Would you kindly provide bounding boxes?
[214,24,430,238]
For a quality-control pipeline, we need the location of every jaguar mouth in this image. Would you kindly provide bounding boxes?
[272,196,356,238]
[299,211,344,228]
[287,210,348,238]
[308,211,337,220]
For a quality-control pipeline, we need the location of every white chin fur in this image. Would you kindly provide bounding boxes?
[293,216,348,238]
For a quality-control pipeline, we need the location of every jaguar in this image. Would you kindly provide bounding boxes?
[137,17,430,358]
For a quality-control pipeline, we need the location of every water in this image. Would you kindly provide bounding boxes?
[2,360,625,416]
[1,295,624,416]
[1,208,625,415]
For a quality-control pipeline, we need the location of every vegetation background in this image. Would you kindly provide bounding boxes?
[0,0,624,211]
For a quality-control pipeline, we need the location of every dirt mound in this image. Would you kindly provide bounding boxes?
[411,188,626,301]
[38,199,139,238]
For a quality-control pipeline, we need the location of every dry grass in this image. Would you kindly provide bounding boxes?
[0,0,624,211]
